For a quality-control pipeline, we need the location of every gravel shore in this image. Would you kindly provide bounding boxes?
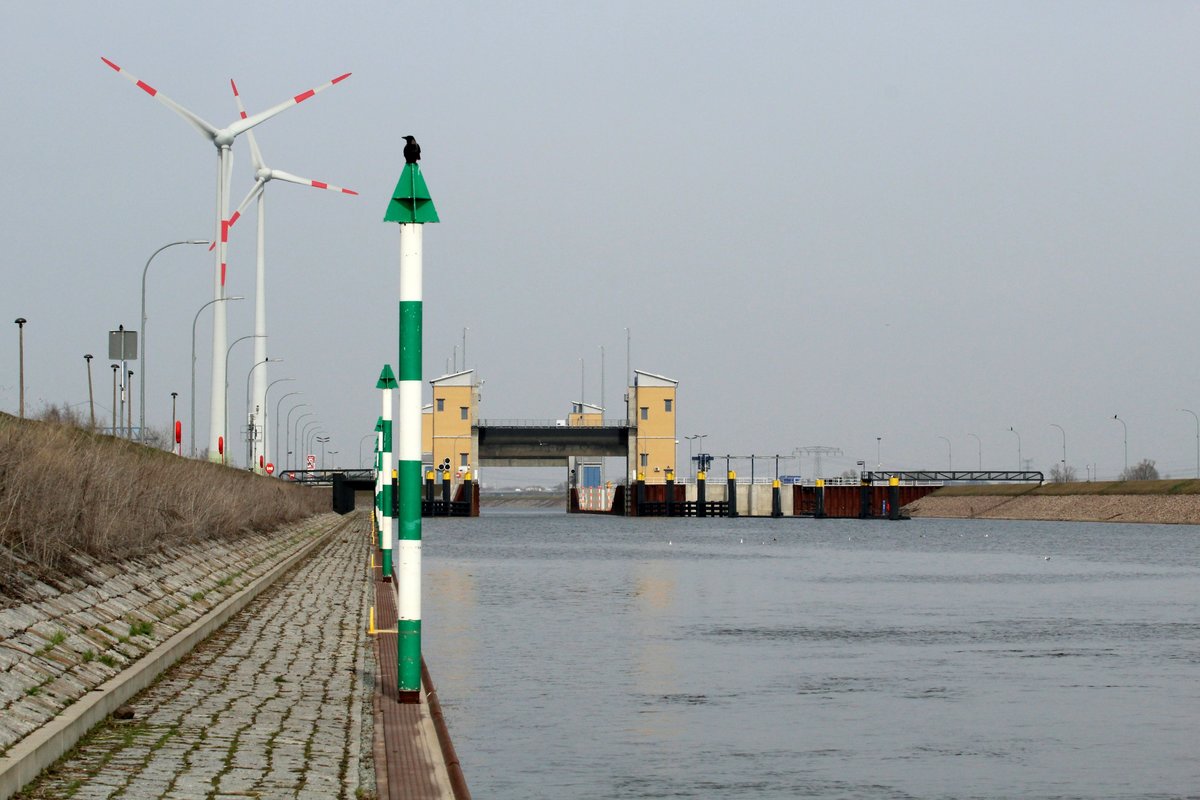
[906,493,1200,524]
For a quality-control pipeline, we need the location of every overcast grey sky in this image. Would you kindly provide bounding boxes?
[3,2,1200,482]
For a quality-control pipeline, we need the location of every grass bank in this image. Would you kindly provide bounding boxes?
[0,412,326,595]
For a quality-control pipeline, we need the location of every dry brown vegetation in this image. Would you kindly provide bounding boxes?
[0,411,326,595]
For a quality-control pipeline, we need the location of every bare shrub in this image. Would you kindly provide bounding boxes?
[0,412,326,594]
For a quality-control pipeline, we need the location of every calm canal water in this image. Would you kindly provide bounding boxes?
[422,511,1200,799]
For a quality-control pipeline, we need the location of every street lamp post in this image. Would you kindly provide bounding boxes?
[1008,426,1021,471]
[1181,409,1199,479]
[299,420,319,470]
[245,358,281,468]
[14,318,26,418]
[171,392,179,453]
[285,405,311,472]
[327,449,338,468]
[359,433,374,467]
[1050,423,1067,481]
[84,354,95,430]
[938,436,952,471]
[139,239,209,443]
[1113,414,1128,479]
[876,436,882,469]
[191,296,243,457]
[261,377,294,472]
[274,391,303,470]
[110,364,118,434]
[968,433,981,471]
[223,334,265,463]
[126,370,134,438]
[292,413,315,472]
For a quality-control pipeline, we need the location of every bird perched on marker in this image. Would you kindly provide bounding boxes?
[403,135,421,164]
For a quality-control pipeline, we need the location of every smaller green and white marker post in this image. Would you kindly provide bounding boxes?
[385,148,438,702]
[373,416,384,547]
[377,366,397,579]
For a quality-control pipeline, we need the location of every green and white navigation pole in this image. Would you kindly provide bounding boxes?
[384,138,438,702]
[377,366,397,580]
[373,416,384,546]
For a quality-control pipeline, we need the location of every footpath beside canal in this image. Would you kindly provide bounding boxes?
[2,510,460,799]
[907,479,1200,524]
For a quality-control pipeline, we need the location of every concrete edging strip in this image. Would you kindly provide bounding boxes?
[0,517,346,800]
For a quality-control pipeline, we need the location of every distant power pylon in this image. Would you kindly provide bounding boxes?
[794,446,844,479]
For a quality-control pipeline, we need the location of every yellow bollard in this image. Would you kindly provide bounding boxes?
[368,606,376,635]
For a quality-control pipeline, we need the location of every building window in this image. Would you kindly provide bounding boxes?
[460,452,468,467]
[460,407,468,420]
[664,398,672,412]
[436,398,444,412]
[640,453,648,467]
[640,406,648,420]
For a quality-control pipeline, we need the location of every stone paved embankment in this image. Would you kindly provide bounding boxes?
[0,515,347,759]
[14,513,375,800]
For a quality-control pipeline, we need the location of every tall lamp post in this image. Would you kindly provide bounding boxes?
[291,412,315,471]
[299,420,320,470]
[84,354,96,430]
[285,405,311,472]
[359,432,374,467]
[1050,423,1067,480]
[110,364,119,434]
[139,239,209,442]
[223,334,265,462]
[171,392,179,453]
[245,358,281,468]
[1113,414,1128,479]
[1181,409,1199,479]
[274,391,303,470]
[1008,426,1021,471]
[261,377,294,472]
[191,296,243,457]
[938,436,952,471]
[14,318,26,418]
[967,433,981,471]
[126,370,134,438]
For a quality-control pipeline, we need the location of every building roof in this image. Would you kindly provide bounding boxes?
[634,369,678,388]
[571,402,605,413]
[429,369,475,387]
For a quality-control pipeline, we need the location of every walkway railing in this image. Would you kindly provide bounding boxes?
[477,418,631,428]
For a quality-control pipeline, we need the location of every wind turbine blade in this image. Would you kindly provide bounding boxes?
[230,179,267,228]
[227,72,351,138]
[101,57,219,140]
[270,169,358,196]
[230,79,265,170]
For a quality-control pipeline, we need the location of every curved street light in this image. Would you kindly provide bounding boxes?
[275,392,303,470]
[261,377,295,472]
[285,404,311,472]
[14,318,26,418]
[191,296,243,457]
[937,436,952,471]
[1181,409,1199,479]
[245,358,282,468]
[359,432,374,467]
[1113,414,1128,479]
[1049,423,1066,480]
[139,239,209,442]
[1008,426,1021,471]
[298,419,320,471]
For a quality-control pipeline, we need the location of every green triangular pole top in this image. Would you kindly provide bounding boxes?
[384,163,439,224]
[374,416,384,432]
[376,364,398,389]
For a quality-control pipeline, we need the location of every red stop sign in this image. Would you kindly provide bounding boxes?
[265,462,275,475]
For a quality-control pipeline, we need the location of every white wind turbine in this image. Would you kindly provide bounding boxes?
[226,78,357,473]
[101,58,350,461]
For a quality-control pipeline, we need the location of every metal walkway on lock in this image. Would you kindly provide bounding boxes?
[475,419,631,467]
[862,470,1044,484]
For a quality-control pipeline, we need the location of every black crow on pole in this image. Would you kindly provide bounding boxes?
[403,135,421,164]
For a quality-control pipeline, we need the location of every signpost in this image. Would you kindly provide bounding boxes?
[306,453,316,471]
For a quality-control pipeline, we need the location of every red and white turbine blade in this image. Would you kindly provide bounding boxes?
[231,179,267,227]
[269,169,358,196]
[228,72,351,138]
[101,57,218,141]
[230,79,265,171]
